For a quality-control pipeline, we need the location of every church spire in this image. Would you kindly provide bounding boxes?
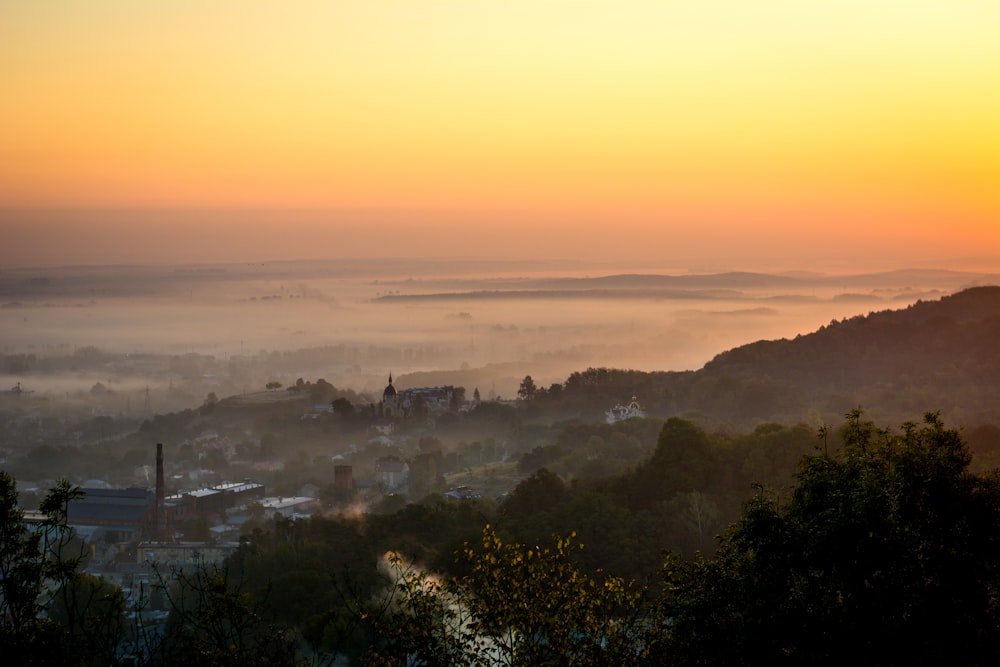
[383,372,397,399]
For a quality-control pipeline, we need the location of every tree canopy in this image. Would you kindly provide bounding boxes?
[658,410,1000,666]
[366,411,1000,665]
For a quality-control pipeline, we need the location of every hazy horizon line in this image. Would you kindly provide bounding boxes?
[4,259,1000,279]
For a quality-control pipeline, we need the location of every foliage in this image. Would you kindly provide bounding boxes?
[47,573,129,667]
[513,417,663,481]
[0,472,94,666]
[516,375,537,401]
[153,562,302,667]
[368,526,652,666]
[500,468,567,518]
[697,287,1000,427]
[226,517,382,662]
[657,410,1000,666]
[8,402,1000,665]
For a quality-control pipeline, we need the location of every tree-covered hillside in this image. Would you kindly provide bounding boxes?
[698,285,1000,426]
[526,286,1000,430]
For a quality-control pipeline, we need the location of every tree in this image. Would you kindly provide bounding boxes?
[517,375,537,401]
[369,526,650,666]
[676,490,720,553]
[331,396,355,419]
[501,468,567,517]
[90,381,113,396]
[47,573,128,666]
[657,411,1000,666]
[0,472,88,666]
[418,436,443,453]
[155,562,301,667]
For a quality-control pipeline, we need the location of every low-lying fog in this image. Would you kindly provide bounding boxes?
[2,260,997,415]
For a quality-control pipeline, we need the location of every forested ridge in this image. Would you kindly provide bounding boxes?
[698,285,1000,424]
[516,285,1000,429]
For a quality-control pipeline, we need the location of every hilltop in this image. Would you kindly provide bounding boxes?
[691,285,1000,427]
[502,285,1000,431]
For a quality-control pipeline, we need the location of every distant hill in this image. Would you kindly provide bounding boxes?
[372,269,1000,302]
[677,285,1000,428]
[515,286,1000,431]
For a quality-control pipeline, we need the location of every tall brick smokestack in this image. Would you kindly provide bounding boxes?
[155,443,165,528]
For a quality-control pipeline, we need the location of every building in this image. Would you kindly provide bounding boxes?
[258,496,318,519]
[375,457,408,490]
[162,480,265,524]
[606,396,646,423]
[137,540,240,569]
[377,373,456,421]
[334,464,354,490]
[398,385,455,414]
[67,487,157,542]
[443,485,481,500]
[380,373,401,418]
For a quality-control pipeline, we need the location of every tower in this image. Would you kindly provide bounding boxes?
[382,372,399,418]
[334,465,354,490]
[155,443,165,535]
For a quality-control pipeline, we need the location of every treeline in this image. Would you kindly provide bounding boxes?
[700,286,1000,422]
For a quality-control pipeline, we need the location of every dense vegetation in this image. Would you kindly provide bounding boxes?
[6,411,1000,665]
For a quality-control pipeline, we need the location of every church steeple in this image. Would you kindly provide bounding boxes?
[383,372,397,398]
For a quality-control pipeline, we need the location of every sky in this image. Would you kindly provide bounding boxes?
[1,1,998,270]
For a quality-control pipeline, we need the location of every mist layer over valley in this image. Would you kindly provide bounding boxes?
[4,259,995,415]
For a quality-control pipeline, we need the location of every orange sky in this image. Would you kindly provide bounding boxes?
[1,1,998,269]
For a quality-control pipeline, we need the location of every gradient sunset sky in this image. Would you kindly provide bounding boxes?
[2,1,997,269]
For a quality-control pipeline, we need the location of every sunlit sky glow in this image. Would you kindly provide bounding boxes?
[1,1,997,269]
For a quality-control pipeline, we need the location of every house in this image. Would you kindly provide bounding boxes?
[138,540,240,569]
[443,486,481,501]
[375,457,408,490]
[258,496,318,518]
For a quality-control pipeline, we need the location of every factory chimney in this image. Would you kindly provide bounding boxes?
[155,443,165,534]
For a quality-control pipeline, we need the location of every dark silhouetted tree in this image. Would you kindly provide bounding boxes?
[657,411,1000,666]
[517,375,537,401]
